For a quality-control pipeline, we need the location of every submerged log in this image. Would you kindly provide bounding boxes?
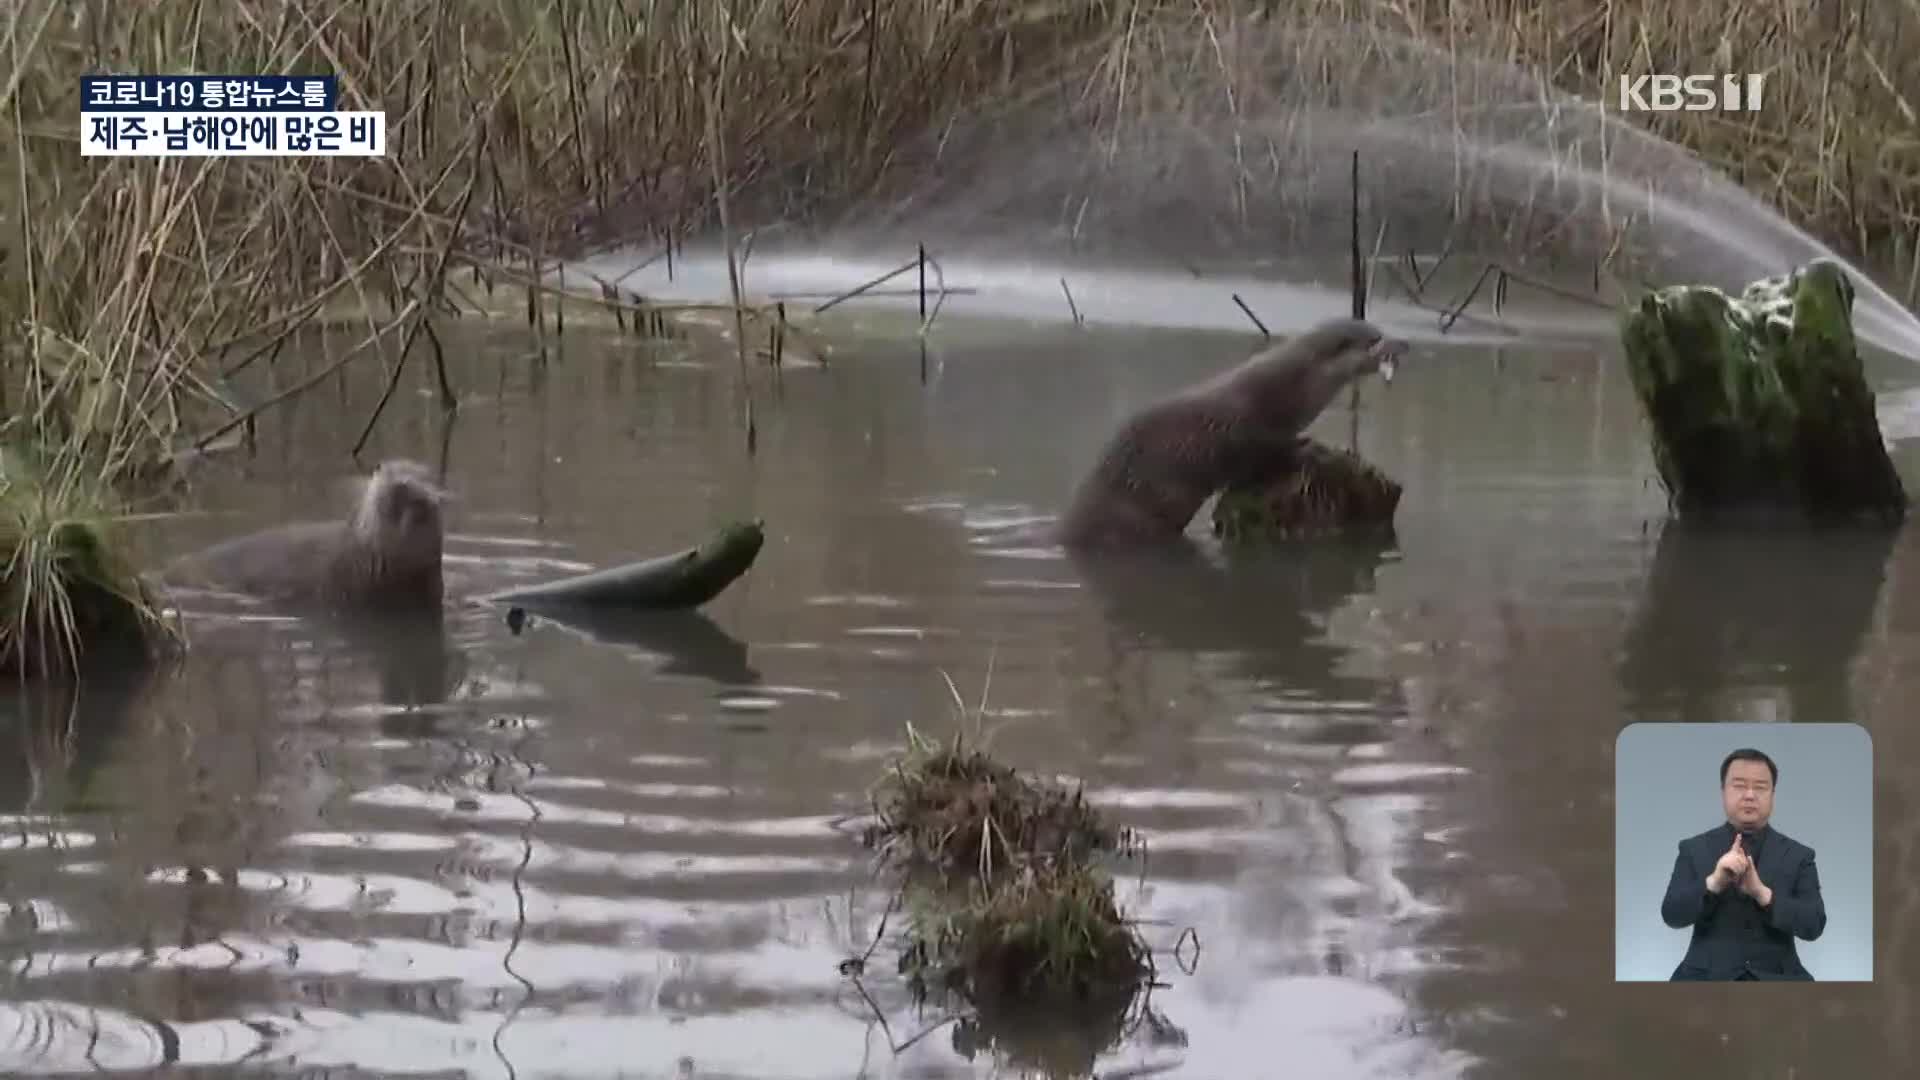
[482,518,765,618]
[1210,437,1402,543]
[1620,258,1908,524]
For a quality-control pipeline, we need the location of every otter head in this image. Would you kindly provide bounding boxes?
[1300,317,1407,387]
[348,459,451,578]
[1250,317,1408,430]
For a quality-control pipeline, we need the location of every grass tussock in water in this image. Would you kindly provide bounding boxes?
[858,710,1166,1076]
[899,859,1154,1077]
[896,857,1151,1003]
[865,722,1138,879]
[0,445,176,680]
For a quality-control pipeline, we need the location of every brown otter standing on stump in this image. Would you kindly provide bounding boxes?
[161,459,451,612]
[1056,317,1407,549]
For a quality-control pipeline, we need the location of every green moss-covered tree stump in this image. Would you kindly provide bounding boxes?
[1210,437,1402,543]
[1620,258,1907,524]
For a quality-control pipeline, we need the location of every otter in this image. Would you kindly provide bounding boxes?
[1056,317,1407,550]
[160,458,450,613]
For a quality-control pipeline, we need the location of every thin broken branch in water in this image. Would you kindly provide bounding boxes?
[918,243,927,320]
[847,975,961,1056]
[1403,231,1457,294]
[1231,294,1269,338]
[1060,277,1083,325]
[1438,263,1509,333]
[1364,221,1390,317]
[767,301,786,395]
[608,241,671,290]
[771,287,977,301]
[193,300,421,451]
[918,250,952,336]
[578,271,653,338]
[1379,265,1518,336]
[457,253,739,321]
[1349,150,1365,320]
[1489,263,1618,310]
[425,318,456,410]
[599,277,626,334]
[351,315,433,458]
[1347,149,1367,449]
[813,258,919,315]
[526,226,548,363]
[1429,259,1619,333]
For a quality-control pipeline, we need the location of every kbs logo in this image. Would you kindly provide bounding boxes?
[1617,74,1766,112]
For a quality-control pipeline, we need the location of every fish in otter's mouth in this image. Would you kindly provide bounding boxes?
[1370,335,1408,384]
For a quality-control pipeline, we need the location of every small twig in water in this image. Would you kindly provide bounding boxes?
[1364,221,1389,313]
[813,258,919,315]
[1060,277,1083,325]
[425,318,456,410]
[770,287,975,301]
[1231,294,1269,338]
[1402,232,1457,296]
[1349,150,1365,321]
[1347,149,1367,450]
[195,302,420,451]
[918,251,952,336]
[767,302,785,395]
[598,278,626,333]
[1438,263,1500,332]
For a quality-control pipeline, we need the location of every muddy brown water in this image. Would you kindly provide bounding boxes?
[4,316,1920,1078]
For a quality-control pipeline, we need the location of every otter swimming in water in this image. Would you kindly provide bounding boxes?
[1056,317,1407,550]
[161,458,450,613]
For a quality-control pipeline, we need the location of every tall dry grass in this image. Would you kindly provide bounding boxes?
[1362,0,1920,288]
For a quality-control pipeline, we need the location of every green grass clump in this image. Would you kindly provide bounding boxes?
[899,858,1150,1005]
[865,723,1136,880]
[0,444,176,679]
[858,716,1162,1077]
[898,859,1151,1078]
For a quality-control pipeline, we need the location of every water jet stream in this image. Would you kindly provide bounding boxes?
[575,16,1920,363]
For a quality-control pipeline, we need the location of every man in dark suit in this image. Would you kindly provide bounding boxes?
[1659,747,1827,980]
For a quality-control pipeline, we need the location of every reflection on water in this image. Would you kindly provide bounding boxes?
[2,315,1919,1078]
[1619,523,1898,725]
